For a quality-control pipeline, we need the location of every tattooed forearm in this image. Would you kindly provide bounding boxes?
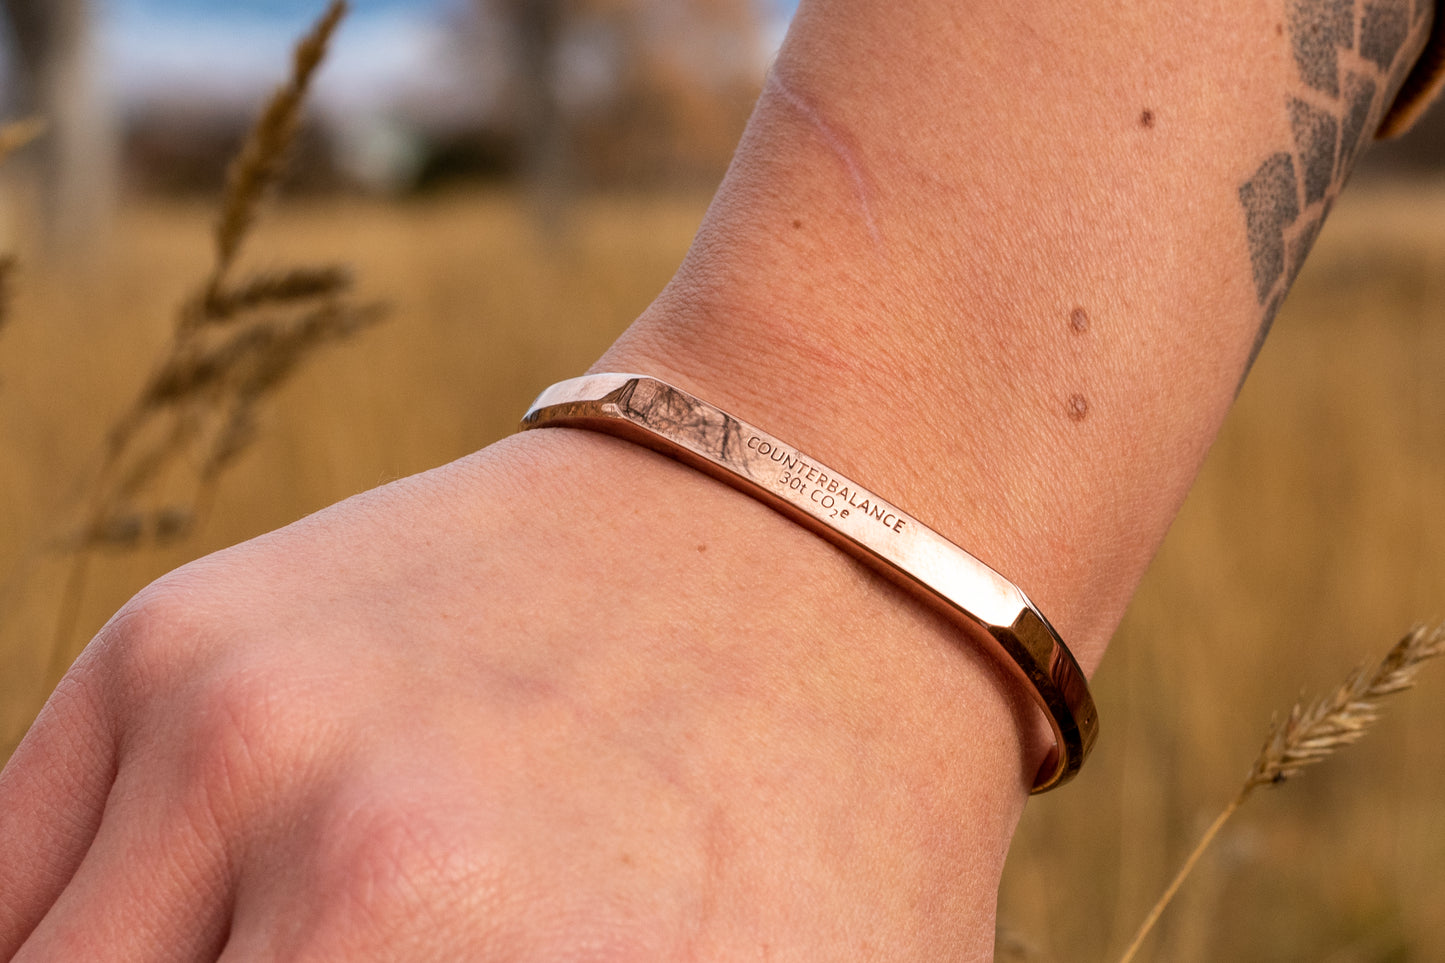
[1238,0,1433,377]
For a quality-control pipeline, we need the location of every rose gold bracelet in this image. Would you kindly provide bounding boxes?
[520,373,1098,792]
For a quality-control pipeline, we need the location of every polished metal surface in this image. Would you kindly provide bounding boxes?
[521,373,1098,793]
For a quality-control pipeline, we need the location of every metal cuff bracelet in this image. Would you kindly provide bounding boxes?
[520,373,1098,793]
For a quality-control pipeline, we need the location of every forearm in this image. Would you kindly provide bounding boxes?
[602,0,1432,670]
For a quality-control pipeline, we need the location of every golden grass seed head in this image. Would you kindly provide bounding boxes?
[208,1,350,298]
[1244,624,1445,791]
[193,266,354,326]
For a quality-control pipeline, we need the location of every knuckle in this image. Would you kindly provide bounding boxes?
[330,801,485,909]
[88,572,219,694]
[300,797,507,951]
[298,797,662,961]
[179,667,330,820]
[85,564,328,790]
[86,580,329,822]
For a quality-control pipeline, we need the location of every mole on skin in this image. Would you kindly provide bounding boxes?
[1139,108,1155,128]
[792,219,803,229]
[1069,307,1089,334]
[1067,393,1089,422]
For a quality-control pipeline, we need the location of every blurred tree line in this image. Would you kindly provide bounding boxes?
[0,0,114,251]
[1,0,767,230]
[1,0,1437,241]
[468,0,765,188]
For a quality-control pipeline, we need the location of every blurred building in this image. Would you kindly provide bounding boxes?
[461,0,770,191]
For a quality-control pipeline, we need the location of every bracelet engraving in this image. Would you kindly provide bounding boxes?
[520,373,1098,793]
[750,435,906,532]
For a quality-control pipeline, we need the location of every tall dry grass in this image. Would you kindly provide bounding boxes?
[32,1,387,678]
[0,252,12,341]
[0,119,44,353]
[1119,624,1445,962]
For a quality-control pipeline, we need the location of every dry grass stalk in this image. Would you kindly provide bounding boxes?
[1243,624,1445,789]
[188,265,352,326]
[995,921,1045,962]
[204,0,348,306]
[0,117,46,166]
[48,0,386,677]
[1117,623,1445,963]
[0,254,13,340]
[0,118,43,363]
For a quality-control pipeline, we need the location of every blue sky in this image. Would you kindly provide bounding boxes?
[100,2,456,114]
[105,0,798,27]
[98,0,798,116]
[116,0,438,15]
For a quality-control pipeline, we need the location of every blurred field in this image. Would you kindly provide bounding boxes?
[1,181,1443,961]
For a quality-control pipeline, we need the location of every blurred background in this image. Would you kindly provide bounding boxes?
[0,0,791,241]
[0,3,1443,961]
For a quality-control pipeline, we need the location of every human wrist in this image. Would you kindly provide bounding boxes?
[595,247,1125,679]
[495,426,1041,838]
[592,309,1070,791]
[522,373,1096,791]
[492,432,1028,953]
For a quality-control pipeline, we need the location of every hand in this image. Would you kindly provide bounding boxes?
[0,429,1033,961]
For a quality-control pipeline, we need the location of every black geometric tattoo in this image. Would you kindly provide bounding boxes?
[1240,152,1299,303]
[1360,0,1413,70]
[1338,71,1380,173]
[1237,0,1430,378]
[1289,99,1337,204]
[1288,0,1353,97]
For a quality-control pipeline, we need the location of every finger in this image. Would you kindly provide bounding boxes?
[0,673,118,954]
[11,764,233,963]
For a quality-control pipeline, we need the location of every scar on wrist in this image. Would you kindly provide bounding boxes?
[767,71,882,247]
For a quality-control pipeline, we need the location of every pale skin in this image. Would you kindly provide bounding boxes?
[0,0,1433,959]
